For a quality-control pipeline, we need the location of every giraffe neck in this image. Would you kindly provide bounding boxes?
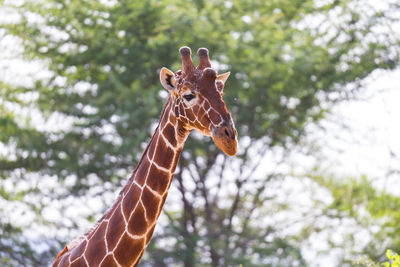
[53,97,190,267]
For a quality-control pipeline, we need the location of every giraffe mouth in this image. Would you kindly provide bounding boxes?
[211,124,238,156]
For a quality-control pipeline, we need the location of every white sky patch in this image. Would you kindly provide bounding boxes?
[309,68,400,194]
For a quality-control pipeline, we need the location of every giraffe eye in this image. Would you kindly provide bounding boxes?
[183,93,196,101]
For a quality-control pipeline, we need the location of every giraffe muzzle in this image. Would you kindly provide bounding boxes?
[211,123,238,156]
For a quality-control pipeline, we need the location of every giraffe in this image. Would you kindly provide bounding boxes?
[53,46,238,267]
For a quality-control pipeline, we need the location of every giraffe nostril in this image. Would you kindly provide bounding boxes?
[224,128,230,138]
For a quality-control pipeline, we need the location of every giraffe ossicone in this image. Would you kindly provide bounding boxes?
[53,46,238,267]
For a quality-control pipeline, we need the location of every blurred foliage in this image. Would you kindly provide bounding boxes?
[0,221,56,267]
[0,0,399,266]
[309,175,400,264]
[384,250,400,267]
[354,250,400,267]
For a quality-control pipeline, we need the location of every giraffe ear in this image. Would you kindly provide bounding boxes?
[160,67,176,91]
[216,72,230,92]
[217,72,230,83]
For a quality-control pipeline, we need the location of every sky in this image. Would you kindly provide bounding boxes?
[314,69,400,193]
[300,68,400,266]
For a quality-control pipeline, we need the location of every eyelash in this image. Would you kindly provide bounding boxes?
[183,94,196,101]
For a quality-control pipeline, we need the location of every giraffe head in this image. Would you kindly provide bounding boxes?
[160,46,238,156]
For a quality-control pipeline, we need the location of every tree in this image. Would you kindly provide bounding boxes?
[0,0,399,266]
[301,174,400,266]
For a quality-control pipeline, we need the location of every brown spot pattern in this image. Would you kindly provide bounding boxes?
[99,255,117,267]
[70,257,87,267]
[145,225,157,244]
[147,164,170,193]
[135,160,150,186]
[208,108,222,125]
[128,203,147,236]
[142,186,161,221]
[106,205,126,251]
[163,123,177,147]
[169,113,176,124]
[114,234,144,266]
[122,184,141,218]
[69,240,86,262]
[147,132,158,159]
[153,141,175,169]
[84,221,107,266]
